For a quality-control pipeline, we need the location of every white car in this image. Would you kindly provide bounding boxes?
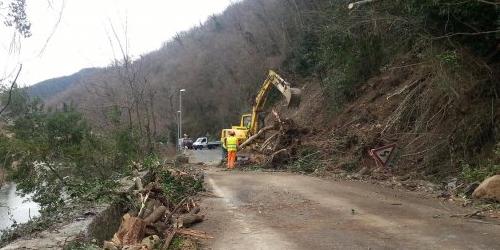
[193,137,208,150]
[193,137,221,150]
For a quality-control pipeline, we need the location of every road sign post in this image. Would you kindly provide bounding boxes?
[369,144,396,167]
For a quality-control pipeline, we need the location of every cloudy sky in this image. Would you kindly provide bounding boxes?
[0,0,236,86]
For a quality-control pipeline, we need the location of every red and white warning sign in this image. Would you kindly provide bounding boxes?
[369,144,396,167]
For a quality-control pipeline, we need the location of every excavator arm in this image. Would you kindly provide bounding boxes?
[248,70,301,135]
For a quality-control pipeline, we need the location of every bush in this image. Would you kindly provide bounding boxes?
[288,147,322,173]
[461,144,500,183]
[461,163,500,183]
[160,171,203,203]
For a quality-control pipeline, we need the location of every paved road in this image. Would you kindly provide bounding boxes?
[188,149,223,166]
[190,151,500,250]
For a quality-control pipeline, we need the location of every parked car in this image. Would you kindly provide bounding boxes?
[193,137,221,150]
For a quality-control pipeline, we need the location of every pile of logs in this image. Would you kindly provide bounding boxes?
[103,170,209,250]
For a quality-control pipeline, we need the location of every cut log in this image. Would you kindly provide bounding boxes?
[160,229,177,250]
[144,205,167,224]
[153,221,169,233]
[140,199,163,220]
[177,214,205,228]
[144,226,158,237]
[165,197,189,222]
[135,177,144,191]
[189,206,201,215]
[112,214,146,246]
[239,125,276,149]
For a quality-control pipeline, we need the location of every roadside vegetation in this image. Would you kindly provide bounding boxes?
[0,86,156,245]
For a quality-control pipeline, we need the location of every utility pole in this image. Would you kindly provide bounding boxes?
[177,110,181,151]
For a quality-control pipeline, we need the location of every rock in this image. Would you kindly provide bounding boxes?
[445,177,458,190]
[472,175,500,202]
[141,235,161,249]
[463,182,480,197]
[103,241,119,250]
[356,167,370,176]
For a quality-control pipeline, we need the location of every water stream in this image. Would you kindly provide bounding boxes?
[0,183,40,234]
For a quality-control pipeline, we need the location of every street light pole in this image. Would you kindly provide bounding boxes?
[179,89,186,150]
[177,110,181,151]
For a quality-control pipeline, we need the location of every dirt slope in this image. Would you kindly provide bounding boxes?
[271,56,499,183]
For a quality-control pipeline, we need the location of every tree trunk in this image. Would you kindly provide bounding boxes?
[144,205,167,224]
[112,214,146,246]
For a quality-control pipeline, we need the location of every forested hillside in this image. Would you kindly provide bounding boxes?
[27,0,500,181]
[27,68,99,100]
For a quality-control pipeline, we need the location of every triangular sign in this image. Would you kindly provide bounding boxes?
[370,144,396,166]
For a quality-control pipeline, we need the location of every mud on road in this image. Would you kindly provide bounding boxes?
[189,150,500,250]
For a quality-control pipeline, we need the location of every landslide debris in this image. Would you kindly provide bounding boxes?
[103,161,209,250]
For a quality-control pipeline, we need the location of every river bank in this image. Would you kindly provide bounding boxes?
[0,183,40,235]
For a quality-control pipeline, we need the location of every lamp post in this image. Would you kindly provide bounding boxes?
[177,110,181,150]
[179,89,186,150]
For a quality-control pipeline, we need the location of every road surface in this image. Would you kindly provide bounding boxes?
[188,150,500,250]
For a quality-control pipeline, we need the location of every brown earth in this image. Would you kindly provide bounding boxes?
[272,55,499,182]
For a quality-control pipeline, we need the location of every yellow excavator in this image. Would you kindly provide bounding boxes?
[220,70,301,148]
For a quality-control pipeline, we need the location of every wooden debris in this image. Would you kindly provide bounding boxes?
[112,214,147,245]
[103,241,119,250]
[239,125,276,149]
[160,229,177,250]
[177,214,205,228]
[138,192,151,218]
[144,205,167,224]
[135,177,144,191]
[107,163,207,250]
[140,199,163,220]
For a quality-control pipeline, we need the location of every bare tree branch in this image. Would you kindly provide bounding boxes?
[433,29,500,39]
[37,0,65,56]
[0,64,22,115]
[476,0,499,5]
[348,0,378,9]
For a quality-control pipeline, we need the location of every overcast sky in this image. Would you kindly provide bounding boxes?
[0,0,236,86]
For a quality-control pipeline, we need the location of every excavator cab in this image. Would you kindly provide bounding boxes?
[241,115,252,128]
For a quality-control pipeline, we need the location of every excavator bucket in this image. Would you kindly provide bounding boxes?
[284,87,302,108]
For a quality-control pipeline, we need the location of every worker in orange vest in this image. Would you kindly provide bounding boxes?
[224,131,238,169]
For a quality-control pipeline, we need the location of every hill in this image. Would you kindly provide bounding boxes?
[27,68,100,100]
[28,0,500,182]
